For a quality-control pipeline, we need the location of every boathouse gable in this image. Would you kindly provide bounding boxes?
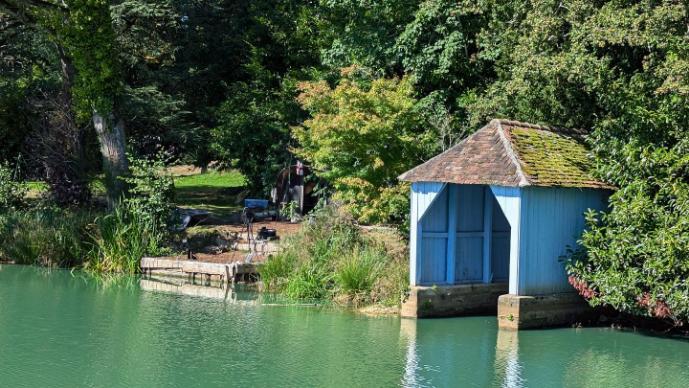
[401,119,612,323]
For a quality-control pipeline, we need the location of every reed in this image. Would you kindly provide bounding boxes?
[0,207,93,267]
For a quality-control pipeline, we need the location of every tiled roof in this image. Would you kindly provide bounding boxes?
[399,119,613,189]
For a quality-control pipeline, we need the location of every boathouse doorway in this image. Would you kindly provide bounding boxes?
[415,184,510,286]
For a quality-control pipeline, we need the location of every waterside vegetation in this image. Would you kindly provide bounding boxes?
[0,157,174,275]
[261,206,408,307]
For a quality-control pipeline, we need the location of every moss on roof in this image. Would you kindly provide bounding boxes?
[399,119,613,189]
[509,127,600,188]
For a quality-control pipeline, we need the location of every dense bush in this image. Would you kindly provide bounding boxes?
[121,155,176,233]
[261,206,408,306]
[211,62,303,195]
[0,163,26,211]
[568,147,689,324]
[0,155,175,274]
[85,202,170,274]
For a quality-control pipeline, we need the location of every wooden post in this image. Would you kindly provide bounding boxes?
[483,187,493,284]
[446,185,458,284]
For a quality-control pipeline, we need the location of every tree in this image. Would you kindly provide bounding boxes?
[1,0,128,206]
[0,3,93,203]
[293,70,435,223]
[211,59,298,194]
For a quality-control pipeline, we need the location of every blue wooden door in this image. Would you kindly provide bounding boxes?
[455,185,484,282]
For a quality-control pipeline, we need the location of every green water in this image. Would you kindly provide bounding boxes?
[1,266,688,388]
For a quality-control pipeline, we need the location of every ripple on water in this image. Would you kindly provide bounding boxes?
[1,266,688,388]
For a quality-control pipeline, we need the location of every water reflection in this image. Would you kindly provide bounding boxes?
[399,316,503,387]
[139,276,249,303]
[400,316,689,388]
[494,329,524,388]
[400,319,421,388]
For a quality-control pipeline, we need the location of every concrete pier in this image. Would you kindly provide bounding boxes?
[401,283,508,318]
[497,293,592,330]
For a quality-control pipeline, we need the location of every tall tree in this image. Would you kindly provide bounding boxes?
[1,0,128,206]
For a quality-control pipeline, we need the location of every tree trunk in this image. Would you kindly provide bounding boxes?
[93,112,129,208]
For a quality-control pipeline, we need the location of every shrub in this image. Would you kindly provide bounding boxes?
[567,145,689,325]
[121,155,176,234]
[0,163,25,211]
[334,248,383,297]
[260,205,408,306]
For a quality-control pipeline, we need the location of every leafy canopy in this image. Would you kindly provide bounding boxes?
[294,69,435,223]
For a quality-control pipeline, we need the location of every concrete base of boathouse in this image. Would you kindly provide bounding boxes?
[401,283,508,318]
[497,293,592,330]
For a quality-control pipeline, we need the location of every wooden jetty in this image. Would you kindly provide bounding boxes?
[141,257,260,284]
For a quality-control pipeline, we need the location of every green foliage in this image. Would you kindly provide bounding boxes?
[85,154,174,274]
[294,72,433,223]
[318,0,418,71]
[0,163,26,211]
[0,154,175,273]
[395,0,490,95]
[568,146,689,323]
[85,202,169,274]
[60,0,122,120]
[260,206,408,306]
[335,248,384,296]
[0,207,92,267]
[121,155,176,234]
[211,62,302,194]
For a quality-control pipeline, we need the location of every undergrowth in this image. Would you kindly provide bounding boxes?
[261,206,408,307]
[0,207,93,267]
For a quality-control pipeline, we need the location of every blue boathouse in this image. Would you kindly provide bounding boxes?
[398,119,612,328]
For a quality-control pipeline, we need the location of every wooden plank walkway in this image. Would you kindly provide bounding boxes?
[141,257,260,283]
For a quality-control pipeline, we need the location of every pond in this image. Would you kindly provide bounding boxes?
[1,265,688,387]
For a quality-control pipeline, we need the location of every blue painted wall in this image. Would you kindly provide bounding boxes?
[412,183,511,286]
[455,185,484,283]
[516,187,609,295]
[419,185,449,284]
[413,183,609,294]
[410,182,446,285]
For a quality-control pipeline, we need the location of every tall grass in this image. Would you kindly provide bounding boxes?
[0,204,170,275]
[0,208,93,267]
[85,203,169,274]
[261,206,408,307]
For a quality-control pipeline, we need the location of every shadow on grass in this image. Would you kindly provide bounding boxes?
[175,186,245,220]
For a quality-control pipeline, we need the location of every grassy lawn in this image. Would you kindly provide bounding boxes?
[25,177,107,199]
[173,169,247,220]
[24,168,247,221]
[174,170,246,189]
